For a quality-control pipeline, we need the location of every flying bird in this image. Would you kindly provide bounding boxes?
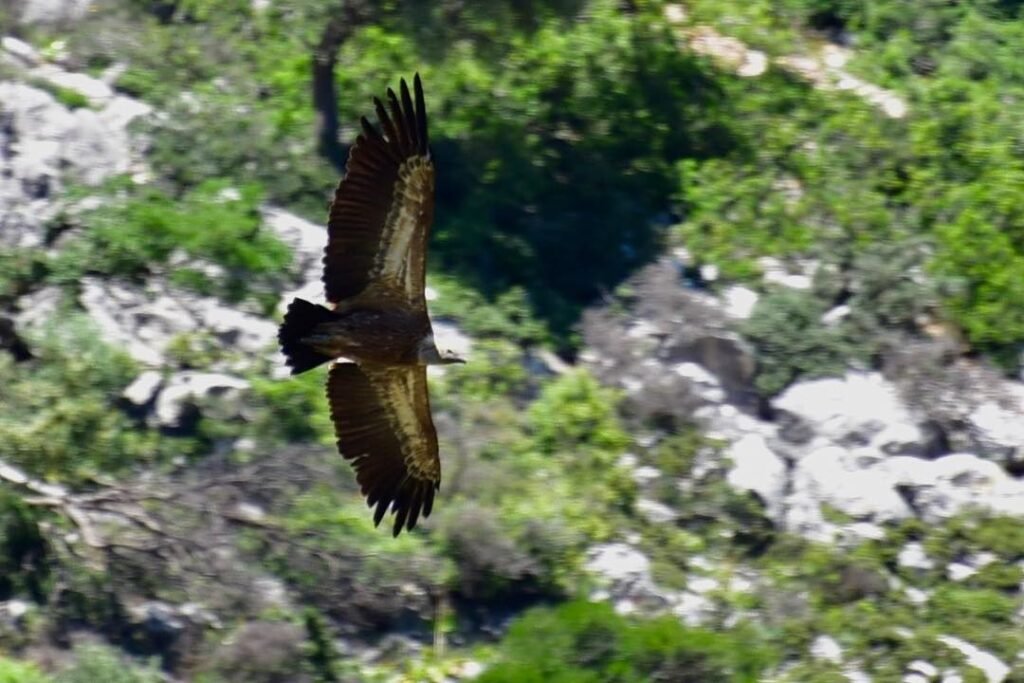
[277,74,463,536]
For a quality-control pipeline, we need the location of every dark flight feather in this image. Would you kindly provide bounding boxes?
[323,75,435,307]
[326,363,440,536]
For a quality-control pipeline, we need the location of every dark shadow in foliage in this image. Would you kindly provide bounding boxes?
[0,491,50,603]
[429,25,737,351]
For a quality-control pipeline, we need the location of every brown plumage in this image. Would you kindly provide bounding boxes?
[277,74,463,536]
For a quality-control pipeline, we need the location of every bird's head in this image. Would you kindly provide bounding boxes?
[418,336,466,365]
[439,350,466,365]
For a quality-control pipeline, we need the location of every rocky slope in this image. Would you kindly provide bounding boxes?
[2,10,1024,683]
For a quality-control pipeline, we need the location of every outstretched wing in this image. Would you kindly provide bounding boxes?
[326,362,440,536]
[323,74,434,309]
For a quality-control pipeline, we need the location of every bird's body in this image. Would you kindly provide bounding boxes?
[302,307,432,366]
[277,74,462,536]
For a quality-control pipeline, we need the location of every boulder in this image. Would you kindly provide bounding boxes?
[758,256,814,290]
[635,498,679,524]
[774,372,933,455]
[790,445,913,523]
[122,370,163,407]
[0,80,150,249]
[19,0,94,25]
[725,434,787,519]
[897,542,934,572]
[261,206,325,289]
[12,286,63,330]
[80,278,277,368]
[693,403,776,444]
[664,332,757,408]
[721,284,759,320]
[585,543,654,587]
[154,372,249,430]
[810,634,843,664]
[937,635,1009,683]
[899,453,1024,522]
[30,63,114,107]
[966,387,1024,464]
[671,361,726,404]
[1,37,41,67]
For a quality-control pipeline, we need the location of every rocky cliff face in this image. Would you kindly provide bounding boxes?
[582,256,1024,542]
[578,255,1024,682]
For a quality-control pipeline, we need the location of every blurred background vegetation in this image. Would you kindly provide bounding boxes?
[1,0,1024,681]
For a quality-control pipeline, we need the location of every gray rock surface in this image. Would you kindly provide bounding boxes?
[80,278,277,368]
[584,543,714,625]
[18,0,94,25]
[123,370,164,407]
[774,372,931,455]
[966,387,1024,465]
[154,372,249,429]
[725,434,787,518]
[0,79,150,249]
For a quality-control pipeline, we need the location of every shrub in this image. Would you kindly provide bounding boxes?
[428,277,548,347]
[248,370,334,445]
[477,600,773,682]
[839,238,939,355]
[206,621,310,683]
[741,289,852,397]
[0,657,51,683]
[51,179,291,312]
[527,370,629,458]
[930,195,1024,365]
[0,248,47,303]
[260,484,453,632]
[31,79,91,110]
[0,315,187,479]
[55,645,161,683]
[432,339,532,404]
[437,503,552,601]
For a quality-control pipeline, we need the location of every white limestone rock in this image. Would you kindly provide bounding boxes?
[937,635,1009,683]
[725,434,788,519]
[154,371,249,429]
[774,371,931,455]
[810,634,844,664]
[81,278,277,368]
[897,542,934,572]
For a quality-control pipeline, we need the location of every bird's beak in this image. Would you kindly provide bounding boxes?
[443,355,466,365]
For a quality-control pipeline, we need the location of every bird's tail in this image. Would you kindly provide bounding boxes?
[278,298,335,375]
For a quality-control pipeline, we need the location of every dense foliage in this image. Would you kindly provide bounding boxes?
[477,601,772,682]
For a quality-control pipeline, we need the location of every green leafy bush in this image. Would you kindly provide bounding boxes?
[741,289,852,396]
[527,370,629,458]
[248,370,334,446]
[0,249,49,304]
[56,645,161,683]
[0,315,187,479]
[0,657,51,683]
[259,483,453,632]
[52,179,290,312]
[478,600,773,682]
[32,80,91,109]
[428,278,548,347]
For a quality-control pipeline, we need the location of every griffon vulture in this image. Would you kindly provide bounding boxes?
[278,74,463,536]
